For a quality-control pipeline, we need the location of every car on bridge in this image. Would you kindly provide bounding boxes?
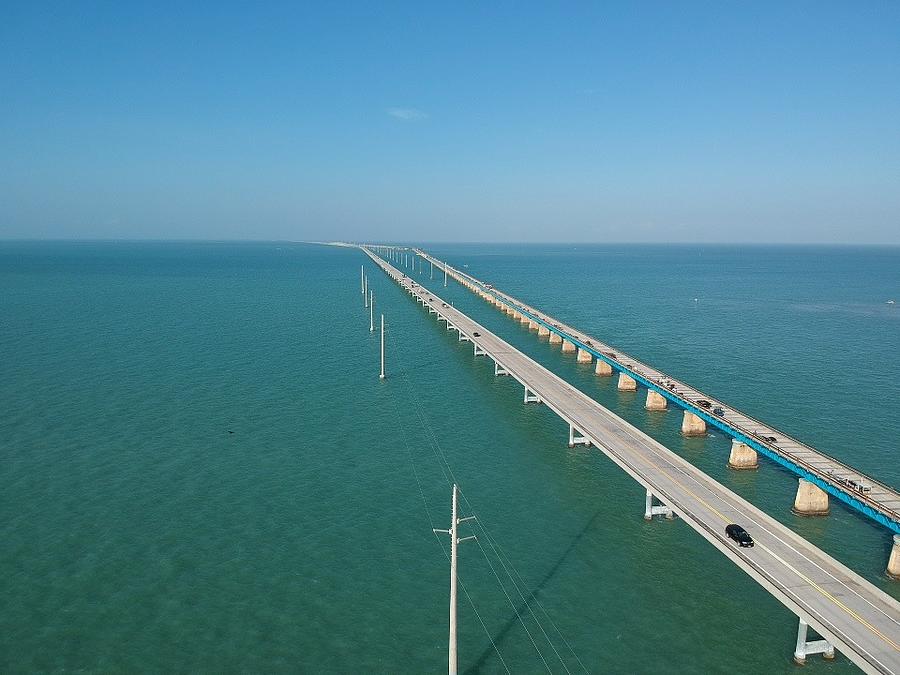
[725,524,754,548]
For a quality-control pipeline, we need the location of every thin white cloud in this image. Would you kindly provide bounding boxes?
[386,107,428,121]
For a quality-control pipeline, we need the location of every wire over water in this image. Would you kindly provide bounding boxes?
[387,335,584,673]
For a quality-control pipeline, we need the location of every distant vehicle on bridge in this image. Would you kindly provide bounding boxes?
[726,524,754,547]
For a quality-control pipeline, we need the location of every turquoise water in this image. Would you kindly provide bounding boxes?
[2,242,898,673]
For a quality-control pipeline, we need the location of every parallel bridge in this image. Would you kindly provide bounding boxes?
[410,247,900,537]
[362,245,900,673]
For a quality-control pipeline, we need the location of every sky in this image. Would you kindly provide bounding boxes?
[1,2,899,243]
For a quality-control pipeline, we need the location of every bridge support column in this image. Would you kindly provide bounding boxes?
[728,439,758,470]
[562,339,576,353]
[887,535,900,580]
[524,386,541,404]
[549,332,562,344]
[494,361,509,377]
[595,360,613,376]
[792,478,829,516]
[519,313,530,324]
[645,390,667,410]
[681,411,707,436]
[617,373,637,391]
[793,619,834,664]
[538,325,550,337]
[568,424,590,448]
[644,489,674,520]
[576,347,592,363]
[473,344,486,356]
[528,320,539,331]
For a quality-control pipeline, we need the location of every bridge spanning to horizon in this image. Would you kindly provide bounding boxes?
[358,243,900,673]
[402,247,900,537]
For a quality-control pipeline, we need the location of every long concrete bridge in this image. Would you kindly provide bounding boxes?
[404,248,900,549]
[361,245,900,673]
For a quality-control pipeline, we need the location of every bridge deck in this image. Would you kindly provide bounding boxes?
[410,248,900,534]
[363,246,900,674]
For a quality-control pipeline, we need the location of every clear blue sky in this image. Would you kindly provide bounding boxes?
[2,2,899,243]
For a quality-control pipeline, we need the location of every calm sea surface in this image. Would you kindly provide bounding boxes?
[2,242,898,673]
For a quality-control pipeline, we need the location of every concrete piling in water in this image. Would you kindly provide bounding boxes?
[645,390,667,410]
[617,373,637,391]
[549,332,563,345]
[528,320,539,331]
[538,325,550,337]
[681,411,707,436]
[793,478,830,516]
[562,339,576,353]
[728,439,759,470]
[887,536,900,580]
[576,347,592,363]
[518,313,530,324]
[595,360,613,376]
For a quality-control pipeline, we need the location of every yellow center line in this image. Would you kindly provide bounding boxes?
[654,464,900,653]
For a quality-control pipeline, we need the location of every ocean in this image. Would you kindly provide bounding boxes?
[2,241,898,673]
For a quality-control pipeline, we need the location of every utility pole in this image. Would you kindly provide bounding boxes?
[364,276,368,308]
[369,291,374,332]
[361,265,365,294]
[379,314,386,379]
[433,484,477,675]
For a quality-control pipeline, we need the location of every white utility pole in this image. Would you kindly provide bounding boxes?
[369,291,374,332]
[433,484,476,675]
[364,276,369,307]
[379,314,386,379]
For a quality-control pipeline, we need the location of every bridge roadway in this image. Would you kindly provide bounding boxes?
[406,247,900,535]
[361,246,900,674]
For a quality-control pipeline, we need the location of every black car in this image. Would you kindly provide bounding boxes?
[696,399,712,409]
[712,407,725,416]
[473,332,481,337]
[725,524,754,548]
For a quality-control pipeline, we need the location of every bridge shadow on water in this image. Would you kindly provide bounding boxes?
[463,508,603,674]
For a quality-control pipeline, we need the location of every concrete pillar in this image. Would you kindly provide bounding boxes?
[518,313,530,323]
[595,360,613,376]
[562,339,576,353]
[645,390,667,410]
[887,536,900,580]
[792,478,829,516]
[528,320,539,331]
[549,332,563,344]
[728,439,759,470]
[576,347,592,363]
[617,373,637,391]
[681,411,707,436]
[793,619,835,664]
[538,325,550,337]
